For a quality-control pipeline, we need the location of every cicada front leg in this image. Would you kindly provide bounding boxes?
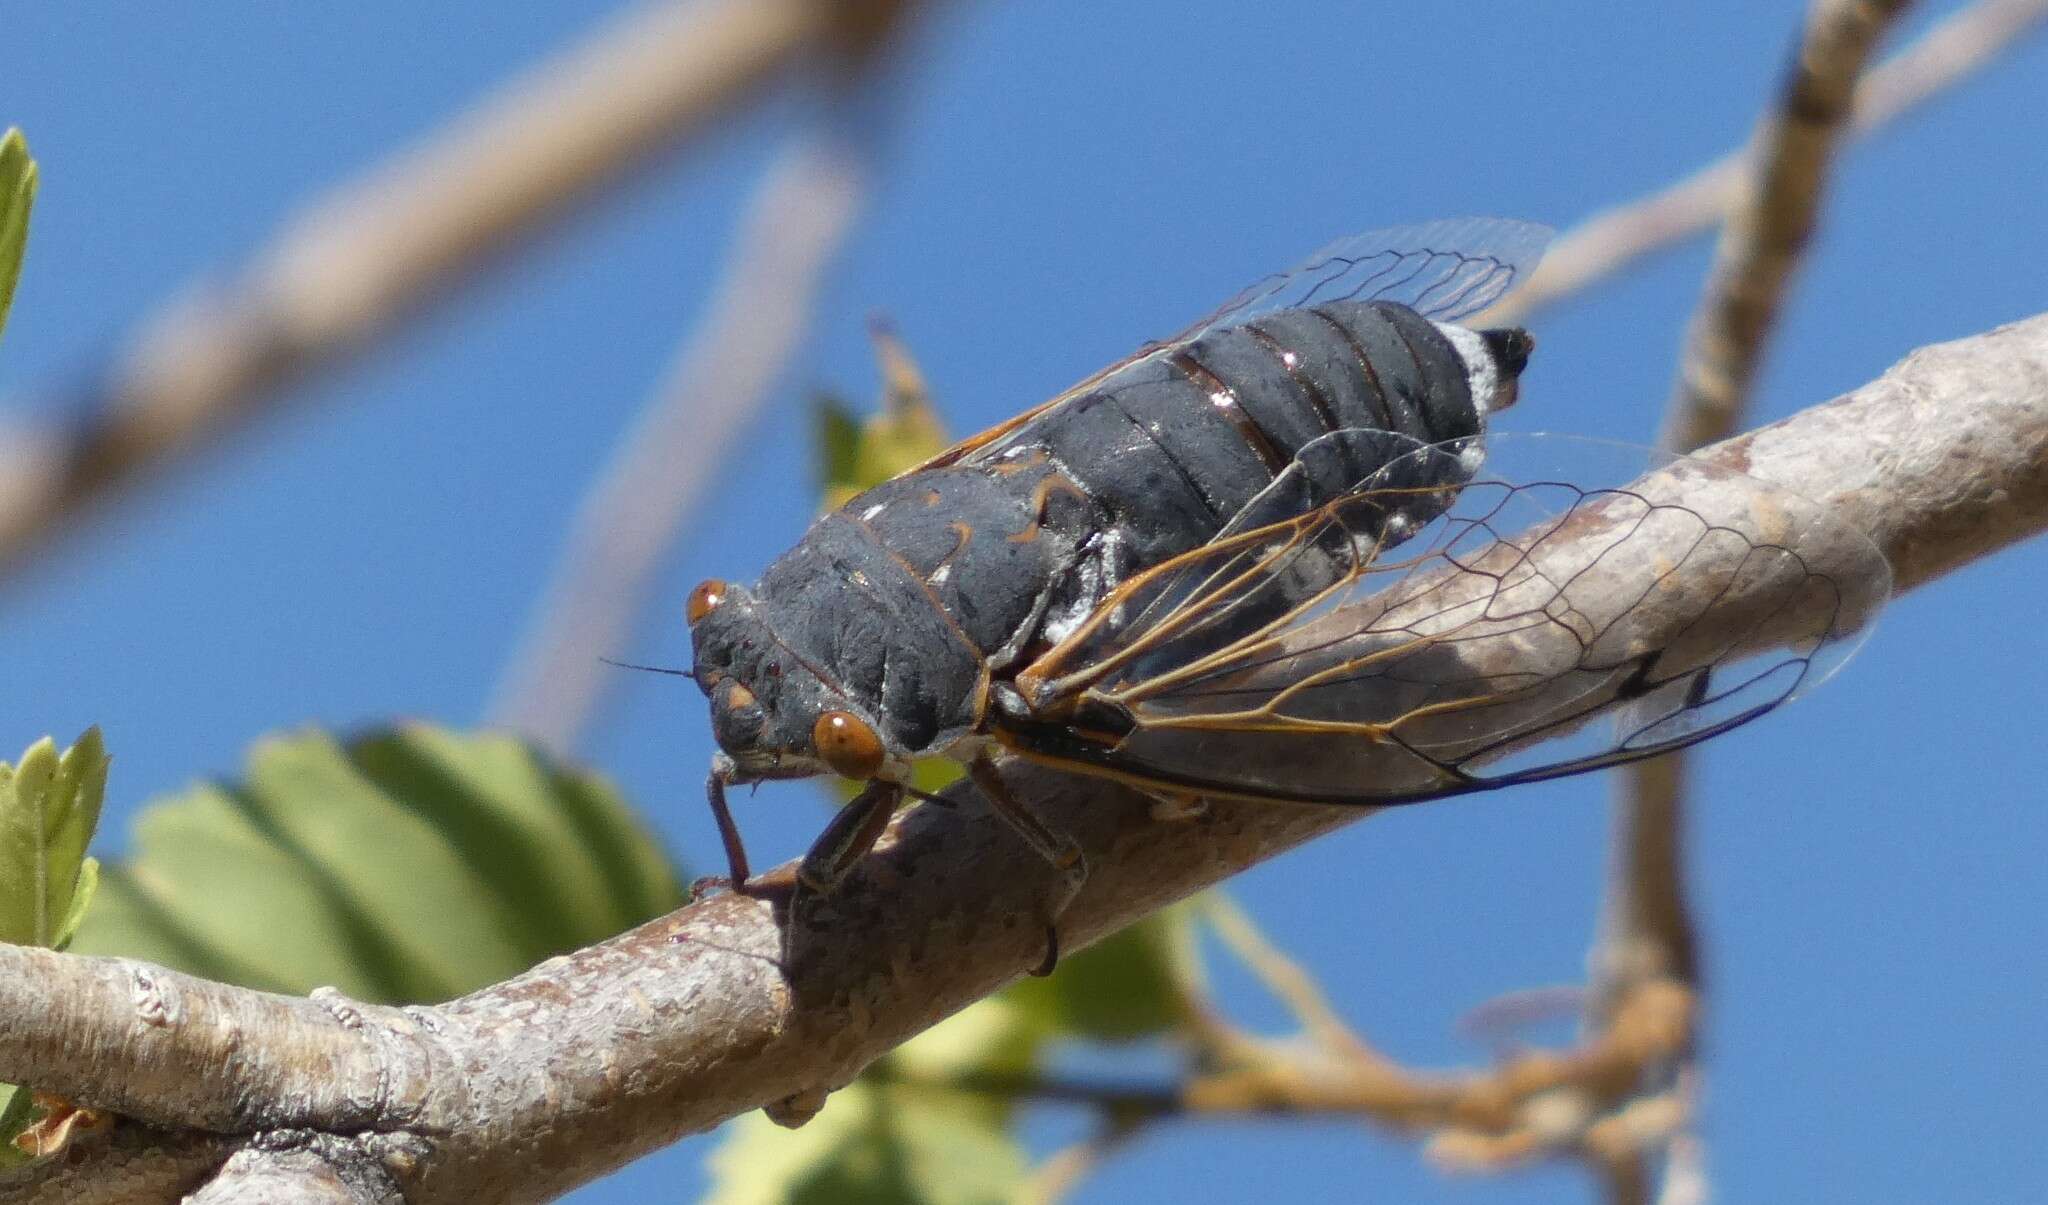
[691,759,785,901]
[967,753,1088,977]
[795,779,904,895]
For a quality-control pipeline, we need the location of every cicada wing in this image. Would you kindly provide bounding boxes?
[1018,439,1485,704]
[1174,217,1555,335]
[1008,434,1890,808]
[915,218,1553,471]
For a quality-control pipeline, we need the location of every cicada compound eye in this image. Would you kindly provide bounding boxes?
[687,579,729,626]
[813,710,885,781]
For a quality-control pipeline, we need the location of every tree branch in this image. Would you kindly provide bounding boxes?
[5,312,2046,1201]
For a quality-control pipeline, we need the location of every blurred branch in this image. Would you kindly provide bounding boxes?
[1605,0,1912,1054]
[1665,0,1915,447]
[5,312,2044,1202]
[1592,7,1919,1200]
[1019,1125,1141,1205]
[486,73,907,753]
[1482,0,2048,326]
[1199,893,1372,1059]
[0,0,864,587]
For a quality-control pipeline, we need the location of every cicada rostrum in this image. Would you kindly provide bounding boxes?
[681,218,1887,968]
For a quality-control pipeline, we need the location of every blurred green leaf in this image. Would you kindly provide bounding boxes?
[0,728,108,949]
[67,725,684,1003]
[0,1088,34,1169]
[705,1080,1027,1205]
[0,128,36,344]
[0,728,109,1165]
[825,755,963,807]
[1004,901,1203,1042]
[816,392,865,502]
[816,322,951,511]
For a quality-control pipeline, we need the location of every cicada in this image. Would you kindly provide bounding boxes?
[682,218,1887,967]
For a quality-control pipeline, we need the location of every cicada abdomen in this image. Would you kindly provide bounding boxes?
[998,435,1890,807]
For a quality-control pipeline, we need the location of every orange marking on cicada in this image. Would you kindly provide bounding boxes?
[1007,473,1091,545]
[933,521,974,573]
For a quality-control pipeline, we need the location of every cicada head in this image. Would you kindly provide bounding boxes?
[685,578,900,784]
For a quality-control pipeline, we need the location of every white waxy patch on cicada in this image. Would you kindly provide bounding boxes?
[1435,322,1502,416]
[861,502,889,522]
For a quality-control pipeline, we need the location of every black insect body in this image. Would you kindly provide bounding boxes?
[686,223,1544,935]
[681,218,1886,970]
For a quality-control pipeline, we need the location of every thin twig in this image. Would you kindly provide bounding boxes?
[0,0,850,586]
[1198,893,1376,1061]
[1666,0,1917,447]
[1593,6,1921,1201]
[1018,1123,1143,1205]
[1482,0,2048,327]
[485,127,877,750]
[1600,0,1922,1015]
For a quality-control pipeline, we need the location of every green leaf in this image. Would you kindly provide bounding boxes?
[1003,901,1204,1042]
[824,755,963,807]
[0,728,109,949]
[816,324,951,511]
[0,728,108,1164]
[67,725,685,1003]
[0,1085,36,1169]
[816,392,865,503]
[52,858,99,952]
[0,128,37,344]
[704,1080,1027,1205]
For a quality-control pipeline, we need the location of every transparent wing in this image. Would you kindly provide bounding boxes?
[916,218,1553,471]
[1170,216,1554,340]
[1004,434,1889,807]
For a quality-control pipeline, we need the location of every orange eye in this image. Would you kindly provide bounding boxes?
[724,682,756,710]
[813,710,884,781]
[687,579,729,626]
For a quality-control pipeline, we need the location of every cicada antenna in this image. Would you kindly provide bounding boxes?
[598,655,696,681]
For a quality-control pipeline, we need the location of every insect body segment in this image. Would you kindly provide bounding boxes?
[689,219,1562,967]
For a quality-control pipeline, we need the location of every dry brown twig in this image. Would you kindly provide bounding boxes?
[0,0,874,586]
[2,311,2043,1202]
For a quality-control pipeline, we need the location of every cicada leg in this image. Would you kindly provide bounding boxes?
[694,759,803,901]
[968,754,1088,977]
[690,762,754,900]
[795,779,903,894]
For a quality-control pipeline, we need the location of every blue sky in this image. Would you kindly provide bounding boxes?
[4,3,2046,1201]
